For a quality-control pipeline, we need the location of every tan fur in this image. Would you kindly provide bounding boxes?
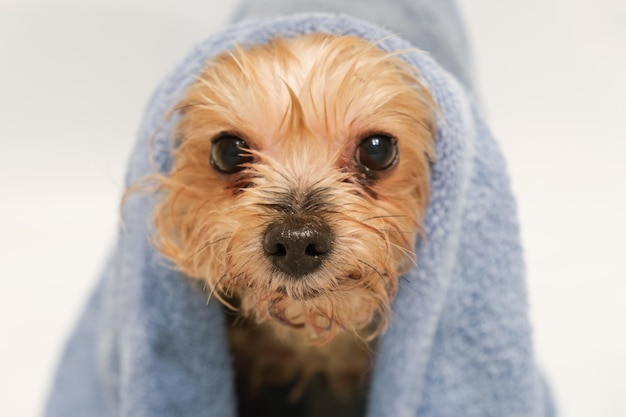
[146,33,436,408]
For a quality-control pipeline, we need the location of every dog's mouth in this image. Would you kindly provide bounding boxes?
[274,272,363,301]
[275,284,322,301]
[276,285,325,301]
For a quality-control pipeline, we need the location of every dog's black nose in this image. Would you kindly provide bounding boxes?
[263,216,332,278]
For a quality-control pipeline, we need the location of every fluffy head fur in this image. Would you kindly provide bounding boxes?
[151,34,436,344]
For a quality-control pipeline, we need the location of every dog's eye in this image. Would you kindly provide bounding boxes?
[210,134,252,174]
[355,134,398,172]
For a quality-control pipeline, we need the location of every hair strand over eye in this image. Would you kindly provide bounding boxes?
[210,134,252,174]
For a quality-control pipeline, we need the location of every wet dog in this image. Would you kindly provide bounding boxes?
[148,33,436,415]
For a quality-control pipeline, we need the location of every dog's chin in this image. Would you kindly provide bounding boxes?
[222,268,393,343]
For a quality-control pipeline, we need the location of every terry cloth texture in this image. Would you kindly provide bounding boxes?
[43,1,556,416]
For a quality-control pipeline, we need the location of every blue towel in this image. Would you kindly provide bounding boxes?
[44,1,555,416]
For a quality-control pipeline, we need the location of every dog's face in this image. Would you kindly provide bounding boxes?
[152,34,436,342]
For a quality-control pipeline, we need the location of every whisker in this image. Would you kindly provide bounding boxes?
[378,228,414,234]
[361,214,409,222]
[175,236,230,271]
[207,272,229,305]
[396,274,422,296]
[357,259,386,286]
[388,241,417,268]
[230,258,254,284]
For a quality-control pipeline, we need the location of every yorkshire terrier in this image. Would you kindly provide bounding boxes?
[148,33,436,416]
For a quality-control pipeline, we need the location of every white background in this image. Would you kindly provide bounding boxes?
[1,1,624,416]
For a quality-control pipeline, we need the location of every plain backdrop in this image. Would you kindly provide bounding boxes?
[1,1,624,416]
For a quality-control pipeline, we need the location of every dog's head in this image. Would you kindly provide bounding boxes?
[151,34,436,342]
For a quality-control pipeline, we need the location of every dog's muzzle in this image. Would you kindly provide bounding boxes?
[262,215,332,278]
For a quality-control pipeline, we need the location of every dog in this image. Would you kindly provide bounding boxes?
[147,33,436,416]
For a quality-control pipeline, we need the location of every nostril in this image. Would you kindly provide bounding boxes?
[273,243,287,257]
[305,236,331,257]
[305,243,321,257]
[263,231,286,256]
